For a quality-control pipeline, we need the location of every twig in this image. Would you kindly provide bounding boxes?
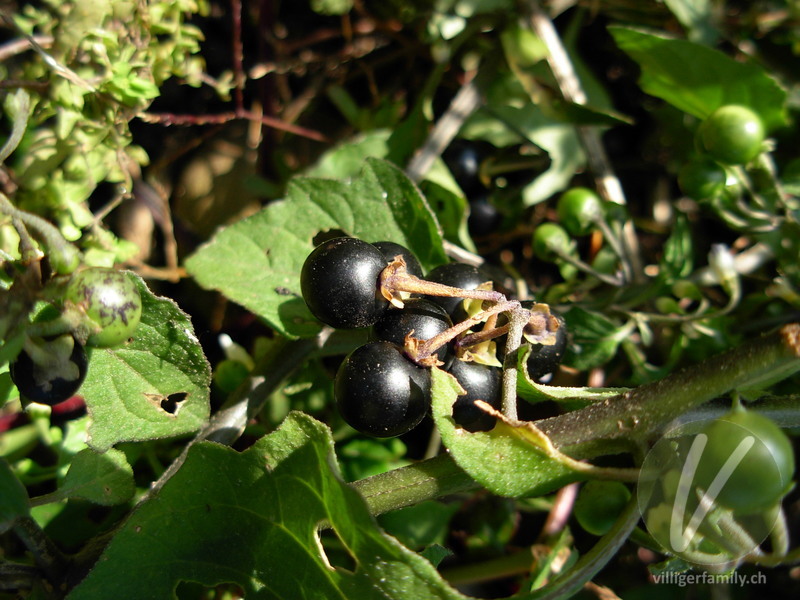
[230,0,246,112]
[136,109,328,142]
[405,79,481,183]
[527,1,644,281]
[0,35,54,62]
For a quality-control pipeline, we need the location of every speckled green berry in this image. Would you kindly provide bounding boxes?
[66,268,142,347]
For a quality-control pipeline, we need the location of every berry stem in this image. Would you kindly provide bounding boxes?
[765,503,789,557]
[410,300,520,364]
[551,246,625,286]
[379,259,505,307]
[456,323,510,350]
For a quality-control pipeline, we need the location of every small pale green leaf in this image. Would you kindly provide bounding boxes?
[430,368,580,498]
[68,412,467,599]
[81,275,210,451]
[610,26,787,130]
[0,458,29,532]
[59,448,134,505]
[185,158,447,338]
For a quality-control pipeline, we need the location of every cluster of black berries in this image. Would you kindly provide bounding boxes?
[300,237,567,438]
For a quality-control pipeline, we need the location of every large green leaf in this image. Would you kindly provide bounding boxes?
[430,367,581,498]
[185,158,448,338]
[68,412,466,599]
[610,26,787,130]
[81,276,210,452]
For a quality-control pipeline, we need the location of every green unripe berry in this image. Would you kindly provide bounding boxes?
[699,105,765,165]
[557,187,604,235]
[694,408,794,514]
[66,268,142,347]
[532,223,571,261]
[574,480,632,536]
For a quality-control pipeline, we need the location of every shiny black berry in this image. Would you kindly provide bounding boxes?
[424,262,492,321]
[468,196,503,238]
[448,359,502,432]
[10,335,88,405]
[372,298,454,365]
[443,140,490,195]
[301,237,389,329]
[372,241,424,278]
[335,341,430,437]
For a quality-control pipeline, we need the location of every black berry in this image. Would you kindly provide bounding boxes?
[448,359,502,432]
[443,140,494,195]
[372,298,454,365]
[372,241,424,278]
[424,262,492,321]
[468,196,503,238]
[10,336,88,405]
[335,341,430,437]
[301,237,389,329]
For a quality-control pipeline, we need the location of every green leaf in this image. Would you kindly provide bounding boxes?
[430,368,581,498]
[660,213,693,280]
[662,0,719,45]
[517,348,628,406]
[0,458,29,533]
[464,104,584,206]
[185,158,448,338]
[305,130,392,179]
[68,412,467,599]
[609,26,787,130]
[562,307,628,371]
[81,275,210,452]
[378,501,459,550]
[57,448,134,505]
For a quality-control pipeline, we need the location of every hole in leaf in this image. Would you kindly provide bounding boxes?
[312,229,348,246]
[161,392,188,414]
[317,526,357,574]
[175,581,245,599]
[144,392,188,416]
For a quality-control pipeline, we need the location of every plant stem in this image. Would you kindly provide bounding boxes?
[535,324,800,457]
[351,453,479,516]
[502,305,529,420]
[11,517,68,584]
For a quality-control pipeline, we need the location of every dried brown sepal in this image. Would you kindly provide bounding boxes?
[522,303,560,346]
[379,256,408,309]
[403,332,443,367]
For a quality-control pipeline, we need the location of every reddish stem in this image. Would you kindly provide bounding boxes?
[230,0,246,112]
